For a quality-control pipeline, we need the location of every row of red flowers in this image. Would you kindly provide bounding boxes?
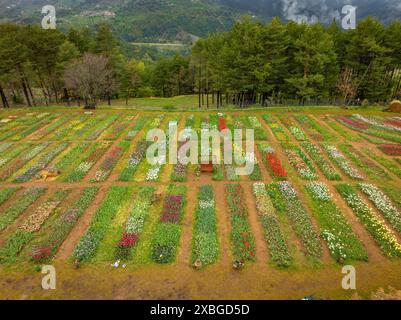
[338,116,370,130]
[266,153,287,178]
[385,119,401,129]
[160,195,184,224]
[378,144,401,156]
[219,117,228,132]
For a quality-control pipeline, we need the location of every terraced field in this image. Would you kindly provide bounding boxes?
[0,108,400,300]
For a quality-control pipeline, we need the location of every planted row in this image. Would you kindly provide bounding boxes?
[29,187,99,262]
[91,141,130,182]
[0,189,69,264]
[359,183,401,234]
[336,184,401,258]
[191,185,219,268]
[226,184,256,265]
[252,183,292,267]
[258,142,287,179]
[73,186,132,262]
[0,187,46,232]
[305,182,368,263]
[283,144,317,180]
[302,141,341,180]
[273,182,322,260]
[151,185,186,264]
[324,145,363,180]
[115,186,155,260]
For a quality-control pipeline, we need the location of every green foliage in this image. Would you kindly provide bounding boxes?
[73,186,131,262]
[191,185,219,267]
[0,188,45,232]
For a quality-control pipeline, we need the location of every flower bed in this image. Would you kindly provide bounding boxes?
[363,150,401,179]
[125,116,148,141]
[14,142,69,183]
[336,184,401,258]
[354,114,401,134]
[86,114,119,140]
[115,186,154,260]
[67,114,106,140]
[101,115,131,140]
[378,144,401,156]
[258,142,287,179]
[338,144,391,182]
[91,141,130,182]
[151,186,186,264]
[0,189,69,264]
[31,115,74,140]
[191,185,219,267]
[119,140,149,181]
[295,115,328,141]
[324,145,363,180]
[338,116,369,130]
[73,186,132,262]
[249,163,262,181]
[225,165,240,181]
[21,189,70,233]
[262,115,289,141]
[0,143,49,181]
[340,115,401,144]
[49,115,90,141]
[226,184,256,264]
[301,141,341,180]
[290,127,308,141]
[305,182,368,262]
[219,117,228,132]
[272,182,322,259]
[0,187,19,207]
[10,114,58,141]
[385,119,401,128]
[0,187,46,232]
[64,142,111,182]
[359,183,401,234]
[0,143,13,154]
[284,144,317,180]
[29,187,99,262]
[0,143,29,170]
[252,183,292,267]
[149,114,165,128]
[245,116,267,140]
[325,116,361,142]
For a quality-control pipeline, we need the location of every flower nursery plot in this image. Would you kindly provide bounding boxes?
[0,108,401,300]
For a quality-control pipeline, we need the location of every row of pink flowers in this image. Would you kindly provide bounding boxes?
[160,195,184,224]
[338,116,370,130]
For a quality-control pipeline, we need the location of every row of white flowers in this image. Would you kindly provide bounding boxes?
[306,182,332,202]
[354,114,401,133]
[248,116,262,128]
[338,185,401,258]
[289,126,307,141]
[324,144,363,180]
[359,183,401,234]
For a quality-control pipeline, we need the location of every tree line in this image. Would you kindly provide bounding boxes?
[1,17,401,108]
[0,23,193,108]
[192,17,401,108]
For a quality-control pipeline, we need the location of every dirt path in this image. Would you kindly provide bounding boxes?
[214,183,232,266]
[176,183,196,267]
[242,183,269,266]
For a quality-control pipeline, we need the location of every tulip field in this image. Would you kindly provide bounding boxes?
[0,108,400,299]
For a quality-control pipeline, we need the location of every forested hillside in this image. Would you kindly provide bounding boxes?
[1,0,401,43]
[1,17,401,109]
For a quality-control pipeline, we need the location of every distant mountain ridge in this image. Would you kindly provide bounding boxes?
[0,0,400,42]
